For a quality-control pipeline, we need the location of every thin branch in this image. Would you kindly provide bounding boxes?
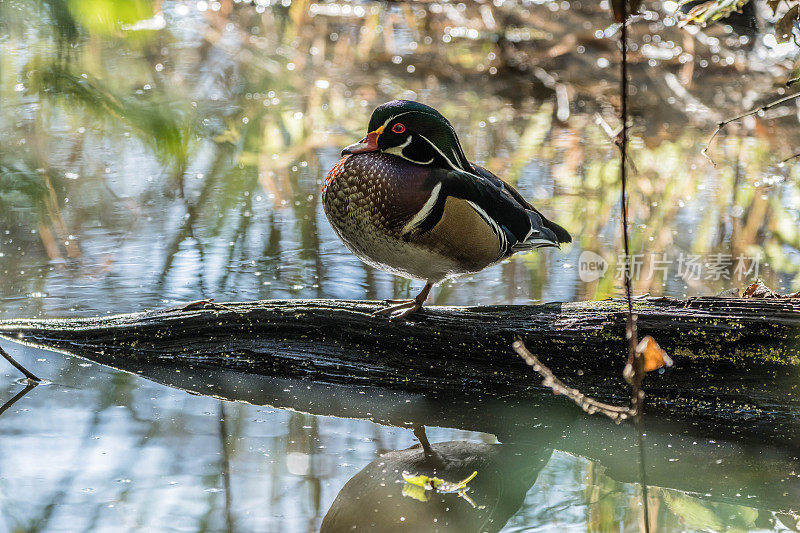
[619,5,651,532]
[512,341,633,423]
[618,2,641,417]
[703,91,800,166]
[0,343,42,382]
[779,152,800,165]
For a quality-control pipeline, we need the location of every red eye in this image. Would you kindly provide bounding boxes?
[391,123,405,134]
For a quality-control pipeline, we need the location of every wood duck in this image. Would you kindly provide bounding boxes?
[322,100,571,319]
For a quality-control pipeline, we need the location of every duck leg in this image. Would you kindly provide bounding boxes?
[373,282,432,320]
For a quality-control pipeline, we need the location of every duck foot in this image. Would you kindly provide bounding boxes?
[413,425,444,469]
[373,282,432,320]
[383,298,415,304]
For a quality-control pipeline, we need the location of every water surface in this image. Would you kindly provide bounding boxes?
[1,1,799,531]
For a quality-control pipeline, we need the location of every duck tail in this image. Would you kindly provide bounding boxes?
[511,211,572,252]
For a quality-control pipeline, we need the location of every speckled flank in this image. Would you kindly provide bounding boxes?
[322,152,502,283]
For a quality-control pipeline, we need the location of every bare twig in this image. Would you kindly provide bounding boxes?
[703,91,800,166]
[779,152,800,165]
[0,343,41,382]
[619,5,651,532]
[618,0,641,429]
[512,341,633,422]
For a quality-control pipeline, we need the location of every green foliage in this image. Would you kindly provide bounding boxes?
[66,0,153,35]
[24,59,191,167]
[0,159,48,210]
[662,490,760,532]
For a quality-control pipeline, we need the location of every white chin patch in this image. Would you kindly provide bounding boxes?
[385,136,434,165]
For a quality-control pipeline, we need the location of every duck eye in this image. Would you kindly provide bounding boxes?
[391,123,405,134]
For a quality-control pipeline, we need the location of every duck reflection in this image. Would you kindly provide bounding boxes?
[321,431,551,532]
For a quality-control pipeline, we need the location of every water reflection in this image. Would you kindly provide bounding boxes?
[321,438,552,532]
[1,0,799,530]
[2,339,798,531]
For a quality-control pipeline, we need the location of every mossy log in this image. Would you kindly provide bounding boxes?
[1,296,799,444]
[2,296,800,512]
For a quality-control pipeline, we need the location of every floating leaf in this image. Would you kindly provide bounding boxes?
[401,470,477,493]
[400,471,481,508]
[402,471,435,490]
[401,482,431,503]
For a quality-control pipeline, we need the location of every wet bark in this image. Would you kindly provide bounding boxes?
[2,296,799,511]
[1,297,799,436]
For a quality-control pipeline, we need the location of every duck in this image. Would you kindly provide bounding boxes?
[322,100,571,319]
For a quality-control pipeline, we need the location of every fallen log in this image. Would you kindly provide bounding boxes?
[1,295,799,513]
[1,296,799,446]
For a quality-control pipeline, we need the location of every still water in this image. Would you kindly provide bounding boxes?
[1,0,799,531]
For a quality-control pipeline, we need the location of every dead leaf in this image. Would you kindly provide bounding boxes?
[743,279,780,298]
[767,0,783,16]
[776,5,799,43]
[637,335,673,372]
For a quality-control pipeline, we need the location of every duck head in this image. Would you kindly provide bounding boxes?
[342,100,472,171]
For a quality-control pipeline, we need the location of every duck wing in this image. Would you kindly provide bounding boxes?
[470,163,572,245]
[405,166,571,257]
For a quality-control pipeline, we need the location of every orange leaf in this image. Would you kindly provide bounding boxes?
[636,335,673,372]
